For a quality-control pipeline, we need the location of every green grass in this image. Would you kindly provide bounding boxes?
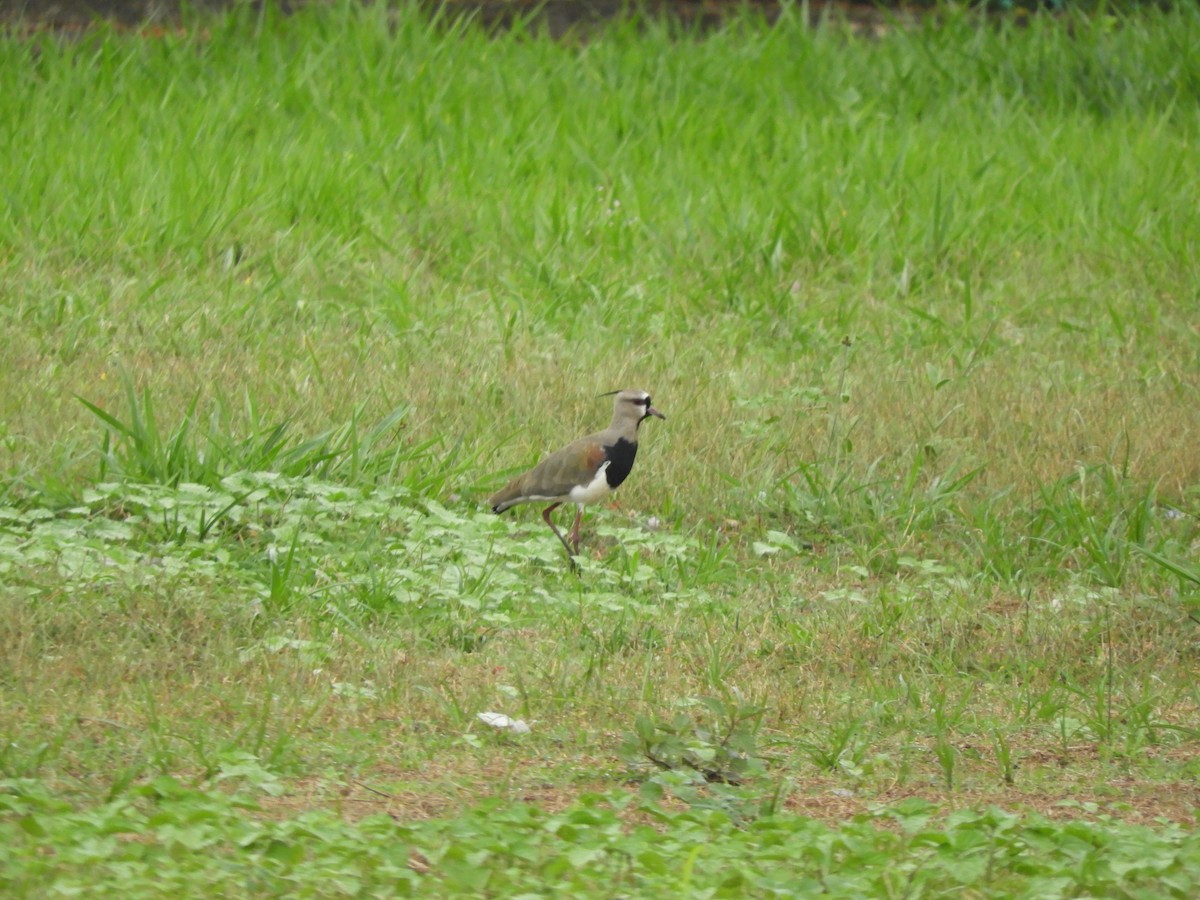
[6,781,1200,897]
[2,1,1200,894]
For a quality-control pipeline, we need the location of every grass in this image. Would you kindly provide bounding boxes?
[7,783,1200,896]
[2,1,1200,894]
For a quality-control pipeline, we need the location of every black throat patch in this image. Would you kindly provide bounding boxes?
[603,438,638,489]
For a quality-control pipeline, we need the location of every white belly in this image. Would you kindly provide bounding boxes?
[568,461,613,506]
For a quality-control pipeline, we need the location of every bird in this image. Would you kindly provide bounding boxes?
[489,389,665,565]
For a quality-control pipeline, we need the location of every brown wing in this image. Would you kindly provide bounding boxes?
[489,435,607,512]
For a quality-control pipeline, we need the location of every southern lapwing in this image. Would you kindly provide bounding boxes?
[489,389,665,565]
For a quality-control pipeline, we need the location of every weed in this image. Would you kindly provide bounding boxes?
[622,695,767,786]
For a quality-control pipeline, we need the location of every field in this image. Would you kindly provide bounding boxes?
[2,1,1200,894]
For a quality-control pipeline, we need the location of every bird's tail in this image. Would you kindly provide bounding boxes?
[488,478,523,514]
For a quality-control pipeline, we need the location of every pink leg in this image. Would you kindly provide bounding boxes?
[541,503,576,563]
[567,506,584,555]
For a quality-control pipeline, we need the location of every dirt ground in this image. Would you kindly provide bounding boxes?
[257,748,1200,829]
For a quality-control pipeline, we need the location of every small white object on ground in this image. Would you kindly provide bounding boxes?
[476,711,532,734]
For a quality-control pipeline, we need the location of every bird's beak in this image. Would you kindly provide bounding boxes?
[647,406,666,420]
